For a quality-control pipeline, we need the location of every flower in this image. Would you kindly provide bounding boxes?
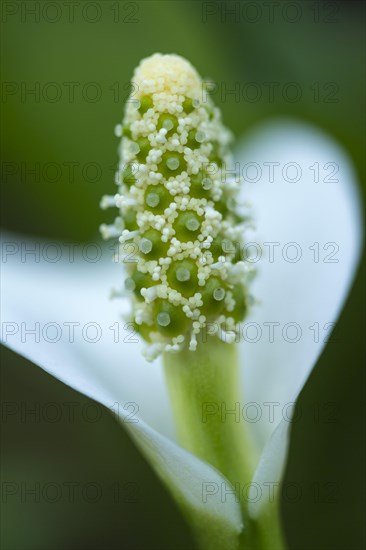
[100,54,252,361]
[1,59,362,548]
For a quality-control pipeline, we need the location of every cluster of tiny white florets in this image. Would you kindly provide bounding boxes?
[100,53,254,361]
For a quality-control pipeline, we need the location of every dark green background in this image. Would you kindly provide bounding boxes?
[1,1,365,549]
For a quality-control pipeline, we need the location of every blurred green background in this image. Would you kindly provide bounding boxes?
[1,1,365,549]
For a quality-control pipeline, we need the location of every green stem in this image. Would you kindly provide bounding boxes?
[164,338,255,487]
[163,337,286,550]
[252,501,286,550]
[163,337,258,545]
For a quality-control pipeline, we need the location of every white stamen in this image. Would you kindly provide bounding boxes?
[115,194,137,208]
[100,224,121,240]
[119,230,139,243]
[141,286,159,303]
[100,195,117,209]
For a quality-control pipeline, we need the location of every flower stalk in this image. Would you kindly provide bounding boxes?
[164,337,286,550]
[163,337,256,490]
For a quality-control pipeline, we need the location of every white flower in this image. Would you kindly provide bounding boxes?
[1,120,362,547]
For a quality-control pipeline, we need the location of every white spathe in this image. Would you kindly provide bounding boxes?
[237,120,362,449]
[1,120,362,540]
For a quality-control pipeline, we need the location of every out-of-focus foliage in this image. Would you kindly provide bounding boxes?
[2,1,365,240]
